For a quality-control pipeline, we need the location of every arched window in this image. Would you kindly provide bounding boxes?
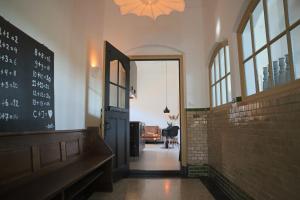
[209,41,232,108]
[238,0,300,98]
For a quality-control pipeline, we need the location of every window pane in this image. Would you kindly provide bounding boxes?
[110,60,118,84]
[267,0,286,39]
[109,84,118,107]
[242,21,253,59]
[256,49,270,92]
[119,62,126,87]
[211,64,215,84]
[119,88,126,109]
[226,46,230,73]
[291,26,300,80]
[270,35,289,86]
[253,0,267,51]
[227,75,232,102]
[212,86,216,107]
[220,48,226,78]
[244,59,256,96]
[288,0,300,25]
[215,53,220,81]
[216,83,221,106]
[221,79,227,104]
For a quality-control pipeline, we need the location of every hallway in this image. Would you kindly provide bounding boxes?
[130,144,180,171]
[89,178,214,200]
[0,0,300,200]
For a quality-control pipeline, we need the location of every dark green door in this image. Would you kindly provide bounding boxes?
[103,41,130,181]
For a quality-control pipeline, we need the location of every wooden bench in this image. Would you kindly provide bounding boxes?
[0,127,113,200]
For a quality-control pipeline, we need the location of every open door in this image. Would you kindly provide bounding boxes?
[103,41,130,180]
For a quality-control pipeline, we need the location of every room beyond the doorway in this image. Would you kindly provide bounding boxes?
[129,59,181,171]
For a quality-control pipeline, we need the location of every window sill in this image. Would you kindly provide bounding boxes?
[243,79,300,103]
[210,102,232,112]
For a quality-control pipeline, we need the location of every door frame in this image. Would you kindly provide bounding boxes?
[129,55,187,171]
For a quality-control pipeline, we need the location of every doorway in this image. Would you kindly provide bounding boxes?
[128,56,185,172]
[102,43,186,178]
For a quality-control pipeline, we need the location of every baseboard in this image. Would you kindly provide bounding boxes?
[113,166,129,182]
[180,165,188,177]
[208,166,254,200]
[186,165,254,200]
[187,165,209,177]
[144,141,164,144]
[200,176,231,200]
[128,170,182,178]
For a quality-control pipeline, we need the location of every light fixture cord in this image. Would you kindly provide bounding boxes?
[165,62,168,107]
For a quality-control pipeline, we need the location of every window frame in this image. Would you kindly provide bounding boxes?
[237,0,300,100]
[209,41,232,109]
[109,60,127,109]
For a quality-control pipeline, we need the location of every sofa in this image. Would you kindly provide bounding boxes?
[142,126,161,142]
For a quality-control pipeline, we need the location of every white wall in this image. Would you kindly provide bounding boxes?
[102,0,209,108]
[203,0,250,98]
[130,61,180,129]
[0,0,105,130]
[0,0,255,130]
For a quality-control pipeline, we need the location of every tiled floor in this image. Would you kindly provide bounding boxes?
[129,144,180,170]
[89,178,215,200]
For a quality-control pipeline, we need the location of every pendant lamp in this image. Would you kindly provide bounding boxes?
[164,106,170,114]
[113,0,185,20]
[163,62,170,114]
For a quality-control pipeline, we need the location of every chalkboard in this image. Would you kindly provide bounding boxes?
[0,16,55,132]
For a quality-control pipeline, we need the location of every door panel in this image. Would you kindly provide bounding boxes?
[105,117,117,168]
[103,41,130,180]
[117,118,127,166]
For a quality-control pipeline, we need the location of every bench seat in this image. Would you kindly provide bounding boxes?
[0,128,113,200]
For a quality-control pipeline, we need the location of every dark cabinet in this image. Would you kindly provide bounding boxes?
[130,121,145,157]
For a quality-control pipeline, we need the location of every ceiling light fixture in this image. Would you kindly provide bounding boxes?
[113,0,186,20]
[163,61,170,114]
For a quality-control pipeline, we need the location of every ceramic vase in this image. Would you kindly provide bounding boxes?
[273,61,279,86]
[279,57,286,85]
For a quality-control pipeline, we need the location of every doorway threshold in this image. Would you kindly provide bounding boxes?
[128,170,182,178]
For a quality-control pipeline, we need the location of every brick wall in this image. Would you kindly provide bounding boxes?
[186,109,209,176]
[208,88,300,200]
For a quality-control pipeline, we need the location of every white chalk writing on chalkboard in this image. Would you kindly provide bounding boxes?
[34,48,51,63]
[32,80,50,90]
[0,40,18,54]
[48,110,53,118]
[0,54,17,66]
[0,26,19,44]
[0,69,17,77]
[34,60,50,71]
[32,110,52,119]
[32,70,52,83]
[47,124,55,129]
[32,90,51,99]
[0,81,18,89]
[32,99,50,107]
[0,112,19,121]
[1,98,20,108]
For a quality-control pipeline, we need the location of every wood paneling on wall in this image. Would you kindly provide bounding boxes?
[0,130,87,190]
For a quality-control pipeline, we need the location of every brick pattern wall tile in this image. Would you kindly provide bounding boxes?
[208,88,300,200]
[187,110,209,165]
[188,165,209,177]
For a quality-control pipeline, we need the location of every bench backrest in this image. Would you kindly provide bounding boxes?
[0,128,106,194]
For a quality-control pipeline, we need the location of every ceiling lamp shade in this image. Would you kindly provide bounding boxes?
[113,0,186,20]
[163,106,170,114]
